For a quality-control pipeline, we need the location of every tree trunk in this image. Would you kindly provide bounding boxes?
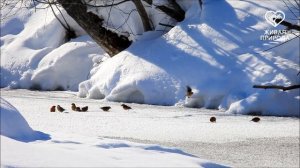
[57,0,132,57]
[143,0,185,22]
[132,0,153,31]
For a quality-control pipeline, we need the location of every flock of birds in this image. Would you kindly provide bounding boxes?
[49,86,261,123]
[50,103,132,113]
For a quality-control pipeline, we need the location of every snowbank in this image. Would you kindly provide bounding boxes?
[0,97,50,142]
[1,1,299,117]
[79,1,299,116]
[1,3,104,91]
[29,35,104,91]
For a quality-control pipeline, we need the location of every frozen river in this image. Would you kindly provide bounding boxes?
[1,89,299,167]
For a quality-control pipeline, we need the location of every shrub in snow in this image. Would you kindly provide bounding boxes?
[0,98,50,142]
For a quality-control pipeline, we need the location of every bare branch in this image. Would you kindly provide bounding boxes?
[253,85,300,91]
[132,0,153,31]
[274,19,300,31]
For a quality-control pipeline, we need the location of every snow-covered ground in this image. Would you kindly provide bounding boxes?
[1,89,299,167]
[1,1,299,117]
[1,0,299,166]
[1,90,229,167]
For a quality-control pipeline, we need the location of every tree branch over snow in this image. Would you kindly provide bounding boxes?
[132,0,153,31]
[275,19,300,31]
[253,84,300,91]
[56,0,132,56]
[144,0,185,22]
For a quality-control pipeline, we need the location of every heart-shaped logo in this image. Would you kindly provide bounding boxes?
[265,10,285,27]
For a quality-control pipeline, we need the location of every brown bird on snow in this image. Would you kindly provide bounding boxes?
[57,105,65,112]
[210,116,216,123]
[71,103,77,111]
[50,105,56,112]
[81,106,88,112]
[100,106,111,112]
[186,86,194,98]
[75,107,81,112]
[121,104,132,110]
[251,117,260,122]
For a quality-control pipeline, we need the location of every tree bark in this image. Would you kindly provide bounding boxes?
[143,0,185,22]
[57,0,132,57]
[132,0,153,31]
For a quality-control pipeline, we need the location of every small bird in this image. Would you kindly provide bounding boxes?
[121,104,132,110]
[50,106,56,112]
[186,86,193,98]
[210,116,216,123]
[100,106,111,112]
[57,105,65,112]
[75,107,81,112]
[71,103,77,111]
[251,117,260,122]
[81,106,88,112]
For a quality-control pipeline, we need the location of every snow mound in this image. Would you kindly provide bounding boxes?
[79,1,299,117]
[1,3,104,91]
[227,89,300,117]
[28,35,104,91]
[0,97,50,142]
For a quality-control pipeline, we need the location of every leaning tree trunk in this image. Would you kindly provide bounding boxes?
[57,0,132,57]
[132,0,153,31]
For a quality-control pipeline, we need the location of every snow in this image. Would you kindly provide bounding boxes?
[79,1,300,116]
[1,0,299,118]
[1,2,102,91]
[1,135,228,168]
[1,91,229,167]
[0,97,50,142]
[1,89,299,167]
[1,1,299,167]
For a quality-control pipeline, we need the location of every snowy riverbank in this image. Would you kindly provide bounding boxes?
[1,89,299,167]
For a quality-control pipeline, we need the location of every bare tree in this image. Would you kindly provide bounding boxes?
[1,0,185,57]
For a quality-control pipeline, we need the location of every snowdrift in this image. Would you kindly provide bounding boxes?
[1,3,102,91]
[0,97,50,142]
[79,1,300,117]
[1,1,299,117]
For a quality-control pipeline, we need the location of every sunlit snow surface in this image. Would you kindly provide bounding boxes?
[1,1,299,115]
[1,90,299,167]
